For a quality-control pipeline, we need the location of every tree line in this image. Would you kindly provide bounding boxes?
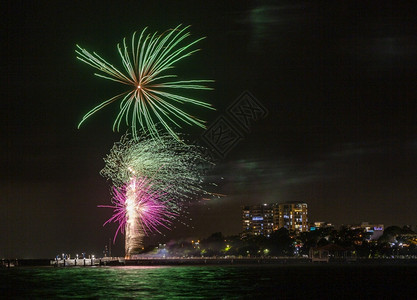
[146,225,417,258]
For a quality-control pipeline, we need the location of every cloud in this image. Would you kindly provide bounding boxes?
[205,139,416,205]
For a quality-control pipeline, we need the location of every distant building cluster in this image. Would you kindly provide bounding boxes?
[242,202,308,237]
[349,222,385,241]
[309,221,385,240]
[242,202,385,241]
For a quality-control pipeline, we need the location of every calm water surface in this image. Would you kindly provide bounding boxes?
[1,264,417,299]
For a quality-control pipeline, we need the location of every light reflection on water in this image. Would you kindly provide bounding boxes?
[2,264,417,299]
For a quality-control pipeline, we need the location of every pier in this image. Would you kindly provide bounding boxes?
[41,256,417,267]
[50,257,124,267]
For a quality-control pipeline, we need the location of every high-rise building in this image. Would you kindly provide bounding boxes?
[276,202,308,232]
[242,201,308,236]
[242,204,274,237]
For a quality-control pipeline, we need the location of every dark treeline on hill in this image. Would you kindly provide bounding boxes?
[143,226,417,258]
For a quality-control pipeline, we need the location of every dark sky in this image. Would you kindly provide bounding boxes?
[2,1,417,258]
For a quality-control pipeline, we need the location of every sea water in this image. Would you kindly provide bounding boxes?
[1,264,417,299]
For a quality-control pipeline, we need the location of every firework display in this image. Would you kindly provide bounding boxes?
[75,25,214,257]
[101,132,211,201]
[76,25,214,140]
[99,176,177,257]
[99,132,212,256]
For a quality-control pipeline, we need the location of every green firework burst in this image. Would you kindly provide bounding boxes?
[100,131,213,205]
[76,25,214,140]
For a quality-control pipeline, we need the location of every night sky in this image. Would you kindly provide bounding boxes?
[3,1,417,258]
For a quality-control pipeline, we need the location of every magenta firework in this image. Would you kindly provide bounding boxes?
[99,176,177,246]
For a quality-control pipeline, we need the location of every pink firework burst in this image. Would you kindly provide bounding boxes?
[99,176,177,243]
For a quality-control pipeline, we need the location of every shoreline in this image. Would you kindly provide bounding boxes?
[3,257,417,268]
